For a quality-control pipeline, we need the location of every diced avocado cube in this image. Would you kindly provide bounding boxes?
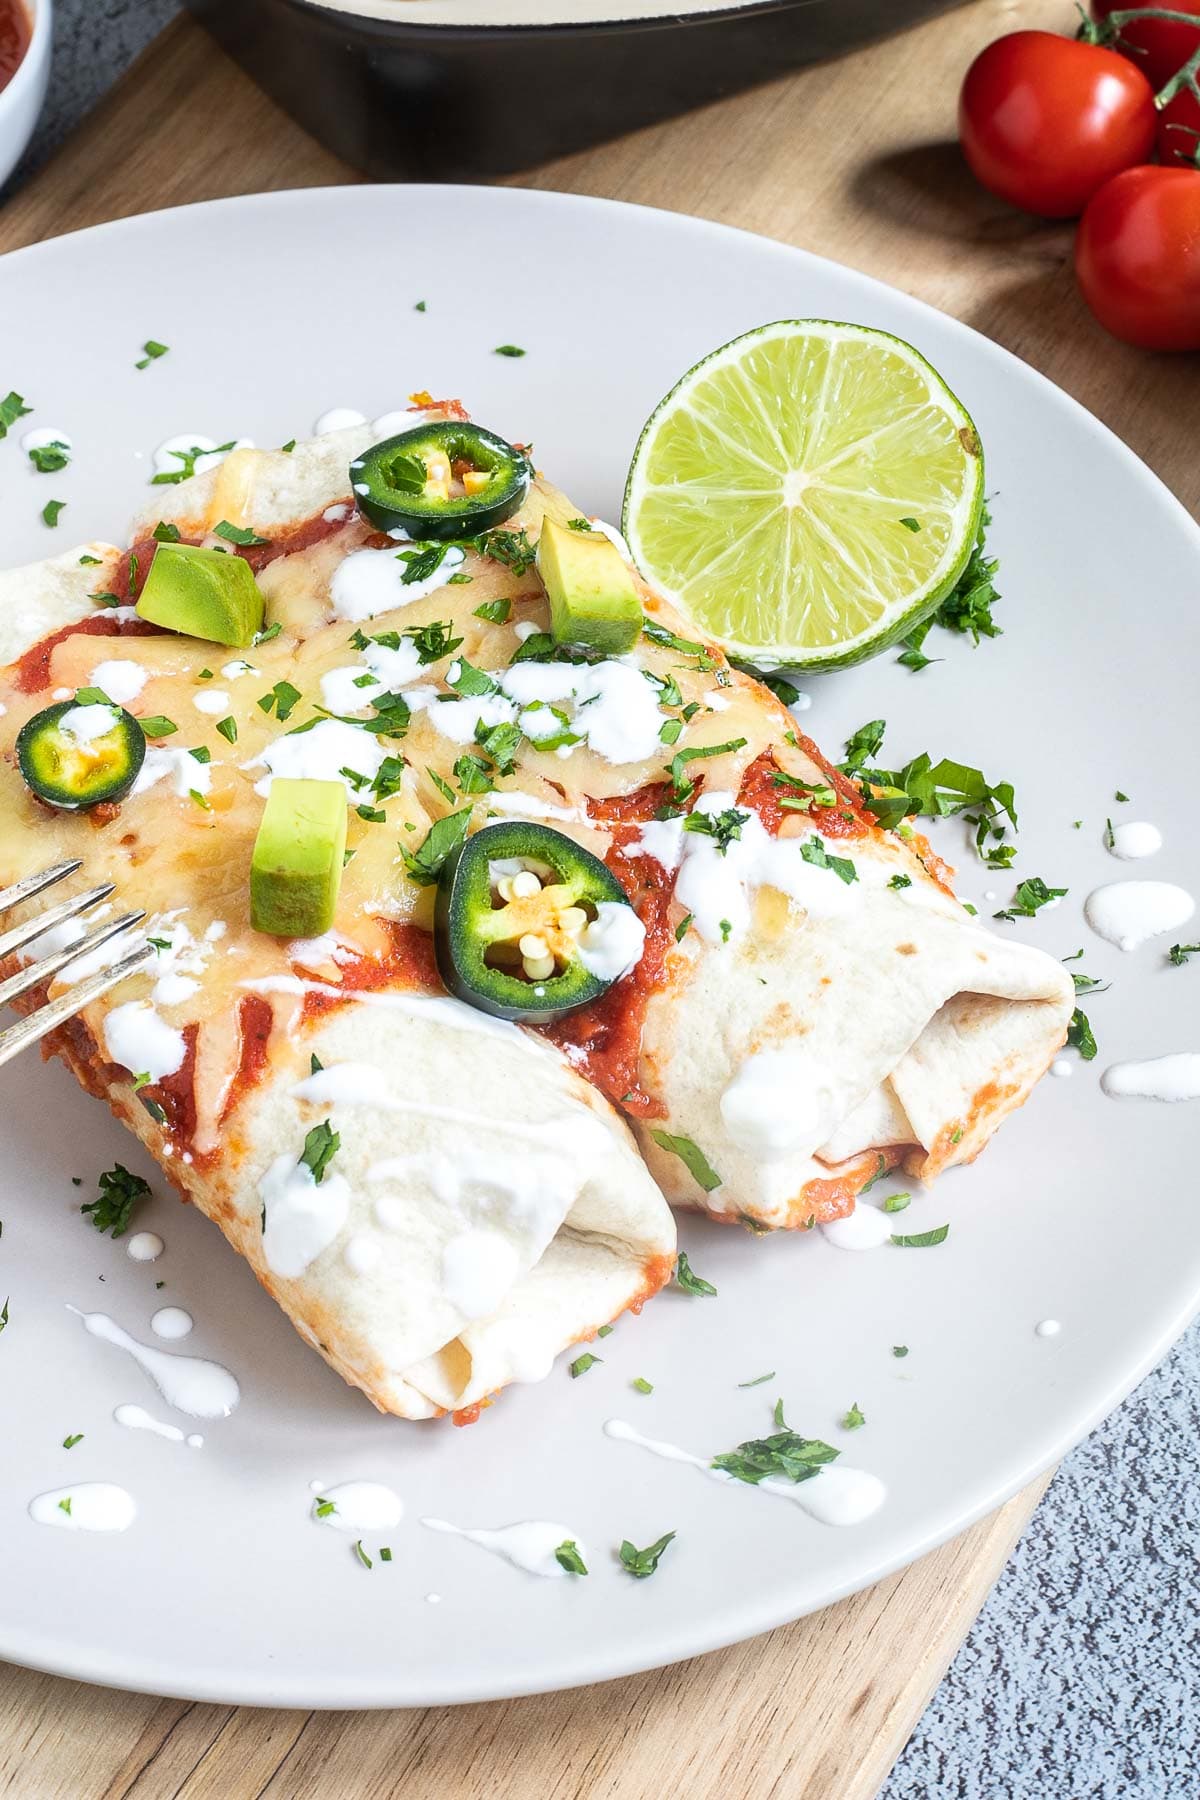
[250,778,347,938]
[137,542,265,647]
[537,518,642,655]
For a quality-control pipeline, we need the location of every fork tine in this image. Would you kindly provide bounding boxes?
[0,860,83,914]
[0,910,147,1010]
[0,939,156,1070]
[0,881,116,964]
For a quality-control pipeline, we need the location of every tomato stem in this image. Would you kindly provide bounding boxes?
[1084,8,1200,111]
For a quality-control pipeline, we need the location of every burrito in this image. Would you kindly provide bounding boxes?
[0,396,1072,1420]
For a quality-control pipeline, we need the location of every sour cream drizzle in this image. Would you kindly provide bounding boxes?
[421,1517,586,1578]
[603,1419,886,1526]
[67,1308,240,1418]
[1101,1054,1200,1102]
[819,1204,895,1251]
[1106,821,1162,861]
[114,1403,203,1448]
[29,1484,136,1533]
[1084,881,1194,952]
[311,1481,404,1534]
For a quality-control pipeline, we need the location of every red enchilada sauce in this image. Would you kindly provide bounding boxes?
[0,0,29,94]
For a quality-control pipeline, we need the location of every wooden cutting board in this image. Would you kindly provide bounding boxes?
[3,0,1189,1792]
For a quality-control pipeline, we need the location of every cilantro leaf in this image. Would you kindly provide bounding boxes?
[0,391,32,438]
[649,1130,722,1194]
[299,1121,339,1184]
[401,809,471,886]
[799,835,857,885]
[569,1352,601,1378]
[1067,1008,1097,1061]
[81,1164,151,1238]
[29,440,70,474]
[554,1539,588,1574]
[673,1250,717,1296]
[712,1428,838,1486]
[215,520,270,548]
[994,877,1067,922]
[890,1224,950,1248]
[618,1531,676,1578]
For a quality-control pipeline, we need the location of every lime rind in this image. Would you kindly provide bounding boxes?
[622,320,984,671]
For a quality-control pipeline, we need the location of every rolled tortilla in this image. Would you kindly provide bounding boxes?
[0,396,1072,1394]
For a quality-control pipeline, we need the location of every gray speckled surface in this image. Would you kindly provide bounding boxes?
[8,6,1197,1793]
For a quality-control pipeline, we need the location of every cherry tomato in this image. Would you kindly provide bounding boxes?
[959,31,1157,218]
[1075,165,1200,350]
[1092,0,1200,89]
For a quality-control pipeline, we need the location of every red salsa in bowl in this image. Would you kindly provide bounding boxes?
[0,0,29,94]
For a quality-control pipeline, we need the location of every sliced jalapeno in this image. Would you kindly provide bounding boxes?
[350,423,529,540]
[434,820,643,1023]
[16,695,146,810]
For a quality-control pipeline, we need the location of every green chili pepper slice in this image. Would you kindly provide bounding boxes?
[350,422,530,540]
[17,695,146,810]
[435,820,640,1023]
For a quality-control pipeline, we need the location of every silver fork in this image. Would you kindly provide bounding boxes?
[0,861,154,1068]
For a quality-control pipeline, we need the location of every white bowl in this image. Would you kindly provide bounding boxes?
[0,0,51,192]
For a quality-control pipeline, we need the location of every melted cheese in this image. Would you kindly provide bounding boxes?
[0,465,836,1152]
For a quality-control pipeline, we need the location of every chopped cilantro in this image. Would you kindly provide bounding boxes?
[152,440,236,486]
[135,339,170,369]
[138,715,178,738]
[799,835,857,885]
[354,1540,373,1569]
[82,1165,151,1238]
[893,1345,909,1358]
[882,1192,911,1213]
[618,1532,676,1579]
[891,1224,950,1248]
[401,809,471,886]
[1067,1008,1097,1060]
[152,520,182,543]
[473,598,511,625]
[632,1377,654,1395]
[216,716,238,745]
[41,499,66,528]
[840,1402,865,1430]
[898,516,921,532]
[666,737,747,801]
[888,874,912,890]
[0,391,32,438]
[673,1250,717,1296]
[215,520,270,547]
[1115,790,1129,803]
[650,1131,722,1194]
[737,1371,776,1389]
[554,1539,588,1574]
[29,440,70,473]
[682,806,749,856]
[712,1425,838,1487]
[569,1352,601,1378]
[1168,943,1200,966]
[257,680,303,722]
[994,877,1067,921]
[300,1121,339,1184]
[62,1434,84,1449]
[493,344,526,357]
[674,913,693,942]
[477,527,537,577]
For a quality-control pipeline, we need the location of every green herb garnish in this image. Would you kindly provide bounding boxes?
[673,1250,717,1296]
[554,1539,588,1574]
[81,1165,151,1238]
[300,1121,339,1184]
[618,1531,676,1579]
[649,1131,721,1194]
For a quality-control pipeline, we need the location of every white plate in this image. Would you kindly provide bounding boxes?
[1,186,1196,1709]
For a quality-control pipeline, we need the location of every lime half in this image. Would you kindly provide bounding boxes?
[622,320,985,670]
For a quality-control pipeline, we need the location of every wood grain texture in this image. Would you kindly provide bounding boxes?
[4,0,1181,1789]
[0,1475,1049,1800]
